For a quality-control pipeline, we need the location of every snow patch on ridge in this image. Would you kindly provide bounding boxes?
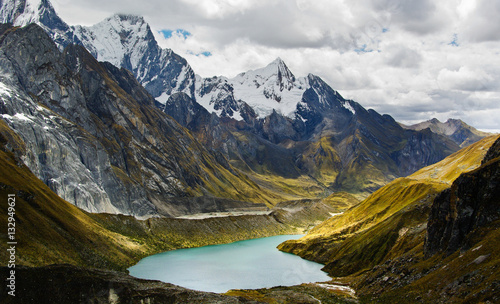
[0,82,13,96]
[343,100,356,115]
[1,0,42,27]
[155,92,170,105]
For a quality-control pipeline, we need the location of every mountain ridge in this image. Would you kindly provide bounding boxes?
[0,0,196,103]
[0,23,282,217]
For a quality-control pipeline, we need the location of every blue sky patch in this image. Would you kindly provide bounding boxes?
[159,29,191,39]
[355,44,373,53]
[187,50,212,57]
[449,34,459,47]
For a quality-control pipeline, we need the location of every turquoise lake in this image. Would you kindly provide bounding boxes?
[128,235,330,293]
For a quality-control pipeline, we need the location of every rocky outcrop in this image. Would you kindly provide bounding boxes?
[0,265,260,304]
[425,137,500,256]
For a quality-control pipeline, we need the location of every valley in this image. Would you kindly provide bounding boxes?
[0,1,499,303]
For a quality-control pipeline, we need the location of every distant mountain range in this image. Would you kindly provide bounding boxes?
[402,118,491,147]
[0,0,491,216]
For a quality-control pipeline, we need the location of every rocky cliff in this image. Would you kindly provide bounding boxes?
[425,136,500,256]
[0,121,336,273]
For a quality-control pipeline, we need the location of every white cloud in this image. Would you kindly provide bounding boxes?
[461,0,500,42]
[52,0,500,131]
[437,66,495,91]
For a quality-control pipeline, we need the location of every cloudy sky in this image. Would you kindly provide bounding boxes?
[51,0,500,132]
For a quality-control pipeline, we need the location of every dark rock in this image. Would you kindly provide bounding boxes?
[425,137,500,256]
[0,264,260,303]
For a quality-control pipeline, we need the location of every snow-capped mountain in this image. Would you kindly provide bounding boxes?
[229,57,307,118]
[0,0,195,101]
[0,0,355,127]
[194,57,356,124]
[73,14,195,99]
[0,0,82,47]
[1,0,480,197]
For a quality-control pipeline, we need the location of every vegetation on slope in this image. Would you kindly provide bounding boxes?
[279,135,499,278]
[358,135,500,303]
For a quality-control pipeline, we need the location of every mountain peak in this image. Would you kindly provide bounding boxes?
[109,14,147,25]
[261,57,295,81]
[0,0,56,26]
[269,57,285,66]
[0,0,78,49]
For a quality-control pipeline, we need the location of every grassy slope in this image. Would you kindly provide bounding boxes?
[278,135,499,277]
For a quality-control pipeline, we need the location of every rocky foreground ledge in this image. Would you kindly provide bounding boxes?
[0,264,261,304]
[0,264,361,304]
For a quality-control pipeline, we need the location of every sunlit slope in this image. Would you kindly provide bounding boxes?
[279,135,499,274]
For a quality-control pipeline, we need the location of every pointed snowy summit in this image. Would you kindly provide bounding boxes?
[235,57,296,90]
[0,0,79,49]
[1,0,62,28]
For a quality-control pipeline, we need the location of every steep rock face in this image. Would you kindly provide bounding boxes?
[0,23,273,217]
[425,137,500,256]
[0,122,336,272]
[0,23,121,214]
[163,92,219,133]
[392,128,459,176]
